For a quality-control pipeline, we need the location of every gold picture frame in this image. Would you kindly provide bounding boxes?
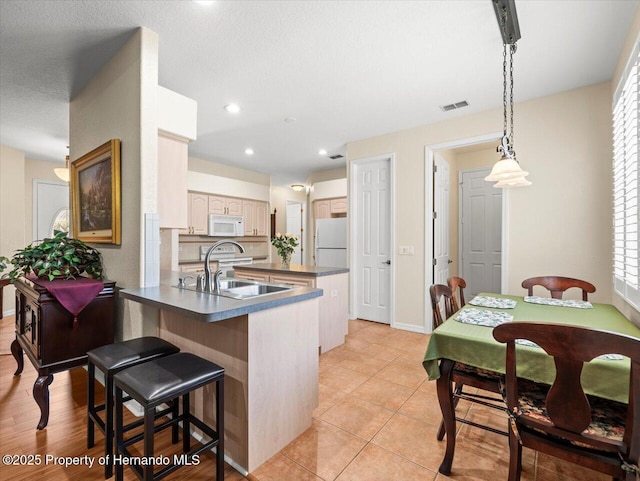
[71,139,121,244]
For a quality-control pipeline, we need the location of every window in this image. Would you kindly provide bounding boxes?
[613,39,640,308]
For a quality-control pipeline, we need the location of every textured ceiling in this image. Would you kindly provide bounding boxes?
[0,0,637,186]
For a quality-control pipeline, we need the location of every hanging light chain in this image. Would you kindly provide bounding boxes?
[503,43,508,140]
[509,43,517,156]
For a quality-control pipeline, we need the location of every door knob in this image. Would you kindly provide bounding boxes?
[382,260,391,265]
[448,259,453,264]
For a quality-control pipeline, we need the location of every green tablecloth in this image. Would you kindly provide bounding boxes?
[422,293,640,403]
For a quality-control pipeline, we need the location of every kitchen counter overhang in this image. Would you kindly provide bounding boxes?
[119,283,322,322]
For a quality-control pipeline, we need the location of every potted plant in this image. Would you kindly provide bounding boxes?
[271,232,299,269]
[0,256,9,279]
[8,230,103,281]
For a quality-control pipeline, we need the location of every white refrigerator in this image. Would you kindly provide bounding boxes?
[315,218,348,267]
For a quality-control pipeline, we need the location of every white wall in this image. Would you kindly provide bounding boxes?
[70,27,159,339]
[347,82,613,332]
[0,144,26,316]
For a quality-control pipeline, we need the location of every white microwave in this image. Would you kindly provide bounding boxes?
[208,215,244,237]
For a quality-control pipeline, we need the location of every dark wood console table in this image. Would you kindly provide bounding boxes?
[11,277,116,429]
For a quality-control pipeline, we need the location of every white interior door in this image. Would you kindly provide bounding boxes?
[286,201,303,264]
[433,154,450,285]
[33,180,69,241]
[354,158,391,324]
[460,169,502,297]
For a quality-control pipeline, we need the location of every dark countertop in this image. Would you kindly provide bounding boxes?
[119,271,323,322]
[233,263,349,277]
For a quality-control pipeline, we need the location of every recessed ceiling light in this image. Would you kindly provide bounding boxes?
[224,104,241,113]
[284,117,297,123]
[192,1,215,6]
[245,148,254,156]
[318,149,327,156]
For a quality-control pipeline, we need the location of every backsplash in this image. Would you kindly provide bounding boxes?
[178,236,269,262]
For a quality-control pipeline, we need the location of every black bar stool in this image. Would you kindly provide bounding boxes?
[87,337,180,478]
[114,352,225,481]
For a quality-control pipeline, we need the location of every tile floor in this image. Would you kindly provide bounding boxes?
[249,319,610,481]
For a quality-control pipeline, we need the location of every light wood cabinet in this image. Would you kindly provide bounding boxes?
[314,197,347,220]
[179,261,218,275]
[233,267,348,353]
[314,200,331,220]
[243,200,268,236]
[158,134,188,228]
[269,273,315,288]
[330,198,347,214]
[209,195,243,216]
[234,271,270,283]
[180,192,209,235]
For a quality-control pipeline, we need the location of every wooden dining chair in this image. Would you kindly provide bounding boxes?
[447,276,466,308]
[429,284,456,329]
[429,284,506,441]
[493,322,640,481]
[521,276,596,301]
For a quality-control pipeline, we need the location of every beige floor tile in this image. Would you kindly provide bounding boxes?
[348,327,390,345]
[320,396,395,440]
[280,419,367,481]
[335,444,438,481]
[313,383,350,418]
[349,377,415,411]
[348,319,371,332]
[374,356,428,390]
[319,365,371,394]
[397,385,446,426]
[336,355,391,377]
[371,413,446,471]
[250,453,322,481]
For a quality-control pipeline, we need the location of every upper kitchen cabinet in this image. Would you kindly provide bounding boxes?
[314,197,347,219]
[158,134,188,228]
[180,192,209,235]
[243,200,268,236]
[209,195,243,216]
[157,87,197,229]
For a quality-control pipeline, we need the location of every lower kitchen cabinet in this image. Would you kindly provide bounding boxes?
[234,266,348,353]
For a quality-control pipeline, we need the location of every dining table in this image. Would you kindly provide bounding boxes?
[422,292,640,475]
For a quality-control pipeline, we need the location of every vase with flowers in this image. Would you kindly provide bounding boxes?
[271,232,299,269]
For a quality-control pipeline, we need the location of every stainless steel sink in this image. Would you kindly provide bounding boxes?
[222,284,292,298]
[175,277,297,299]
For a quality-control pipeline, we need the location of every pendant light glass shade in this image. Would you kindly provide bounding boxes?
[484,155,528,182]
[54,155,70,182]
[493,173,532,188]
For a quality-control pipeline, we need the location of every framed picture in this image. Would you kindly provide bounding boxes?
[71,139,121,244]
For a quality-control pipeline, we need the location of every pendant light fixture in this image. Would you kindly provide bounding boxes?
[485,0,531,188]
[54,147,70,182]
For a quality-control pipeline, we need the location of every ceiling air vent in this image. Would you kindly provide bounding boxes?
[440,100,469,112]
[329,154,344,160]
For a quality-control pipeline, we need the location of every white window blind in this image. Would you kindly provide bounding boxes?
[613,39,640,308]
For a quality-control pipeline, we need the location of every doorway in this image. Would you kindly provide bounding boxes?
[350,154,394,325]
[285,201,304,265]
[459,168,502,297]
[33,180,68,241]
[426,132,506,332]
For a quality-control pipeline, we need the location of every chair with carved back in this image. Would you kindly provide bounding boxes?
[493,322,640,481]
[429,284,506,441]
[521,276,596,301]
[447,276,467,309]
[429,284,456,330]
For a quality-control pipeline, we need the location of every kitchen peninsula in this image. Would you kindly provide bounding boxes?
[120,273,322,474]
[233,263,349,353]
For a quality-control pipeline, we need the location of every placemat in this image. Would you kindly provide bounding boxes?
[454,308,513,327]
[469,295,517,309]
[524,296,593,309]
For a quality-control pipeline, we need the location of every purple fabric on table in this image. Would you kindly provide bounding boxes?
[28,275,104,328]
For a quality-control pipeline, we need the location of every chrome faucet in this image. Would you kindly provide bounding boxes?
[203,240,246,294]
